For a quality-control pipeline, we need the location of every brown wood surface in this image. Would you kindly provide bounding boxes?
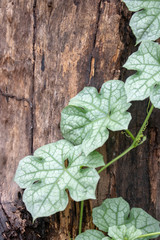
[0,0,159,239]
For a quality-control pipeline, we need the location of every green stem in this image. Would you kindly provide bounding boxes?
[137,232,160,239]
[125,129,135,141]
[78,105,154,233]
[98,144,134,174]
[132,104,154,147]
[79,201,84,234]
[98,104,154,174]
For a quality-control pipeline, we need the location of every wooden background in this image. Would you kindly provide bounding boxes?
[0,0,159,239]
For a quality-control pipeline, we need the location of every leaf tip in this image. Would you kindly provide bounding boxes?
[32,217,37,224]
[135,39,141,46]
[126,95,132,103]
[82,144,91,157]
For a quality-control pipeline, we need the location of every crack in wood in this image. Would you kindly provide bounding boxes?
[47,0,54,19]
[41,52,45,72]
[92,0,103,52]
[89,57,95,80]
[33,0,37,64]
[0,89,32,106]
[89,0,103,84]
[31,0,37,154]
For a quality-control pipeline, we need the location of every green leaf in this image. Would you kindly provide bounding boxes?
[75,230,105,240]
[127,208,160,239]
[92,197,160,238]
[150,84,160,109]
[92,197,130,232]
[108,225,142,240]
[124,41,160,108]
[123,0,160,43]
[14,140,104,220]
[61,80,131,156]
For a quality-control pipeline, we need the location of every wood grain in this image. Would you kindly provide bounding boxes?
[0,0,159,239]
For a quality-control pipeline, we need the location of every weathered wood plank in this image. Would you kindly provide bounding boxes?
[0,0,159,239]
[0,0,33,239]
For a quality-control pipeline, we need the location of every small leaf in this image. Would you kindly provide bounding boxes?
[127,208,160,239]
[75,230,105,240]
[123,0,160,43]
[124,41,160,108]
[14,140,104,220]
[61,80,131,156]
[92,197,160,238]
[108,225,142,240]
[92,197,130,232]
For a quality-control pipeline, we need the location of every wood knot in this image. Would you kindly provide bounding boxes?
[73,0,80,6]
[47,0,53,8]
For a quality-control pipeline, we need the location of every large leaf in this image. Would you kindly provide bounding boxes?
[14,140,104,220]
[107,225,142,240]
[75,230,105,240]
[124,41,160,108]
[92,197,160,239]
[61,80,131,156]
[123,0,160,44]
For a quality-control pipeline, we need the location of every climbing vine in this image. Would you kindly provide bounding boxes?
[15,0,160,239]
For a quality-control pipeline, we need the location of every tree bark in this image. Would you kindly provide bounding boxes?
[0,0,159,239]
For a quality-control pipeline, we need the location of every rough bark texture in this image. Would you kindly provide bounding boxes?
[0,0,159,239]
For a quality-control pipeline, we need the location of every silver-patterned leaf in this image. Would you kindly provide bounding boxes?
[92,197,160,239]
[108,225,142,240]
[75,230,105,240]
[127,208,160,239]
[124,41,160,108]
[61,80,131,156]
[123,0,160,43]
[92,197,130,232]
[14,140,104,220]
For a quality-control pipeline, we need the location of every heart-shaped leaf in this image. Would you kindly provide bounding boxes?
[124,41,160,108]
[108,225,142,240]
[92,197,130,232]
[14,140,104,220]
[92,197,160,238]
[61,80,131,156]
[123,0,160,44]
[75,230,105,240]
[127,208,160,238]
